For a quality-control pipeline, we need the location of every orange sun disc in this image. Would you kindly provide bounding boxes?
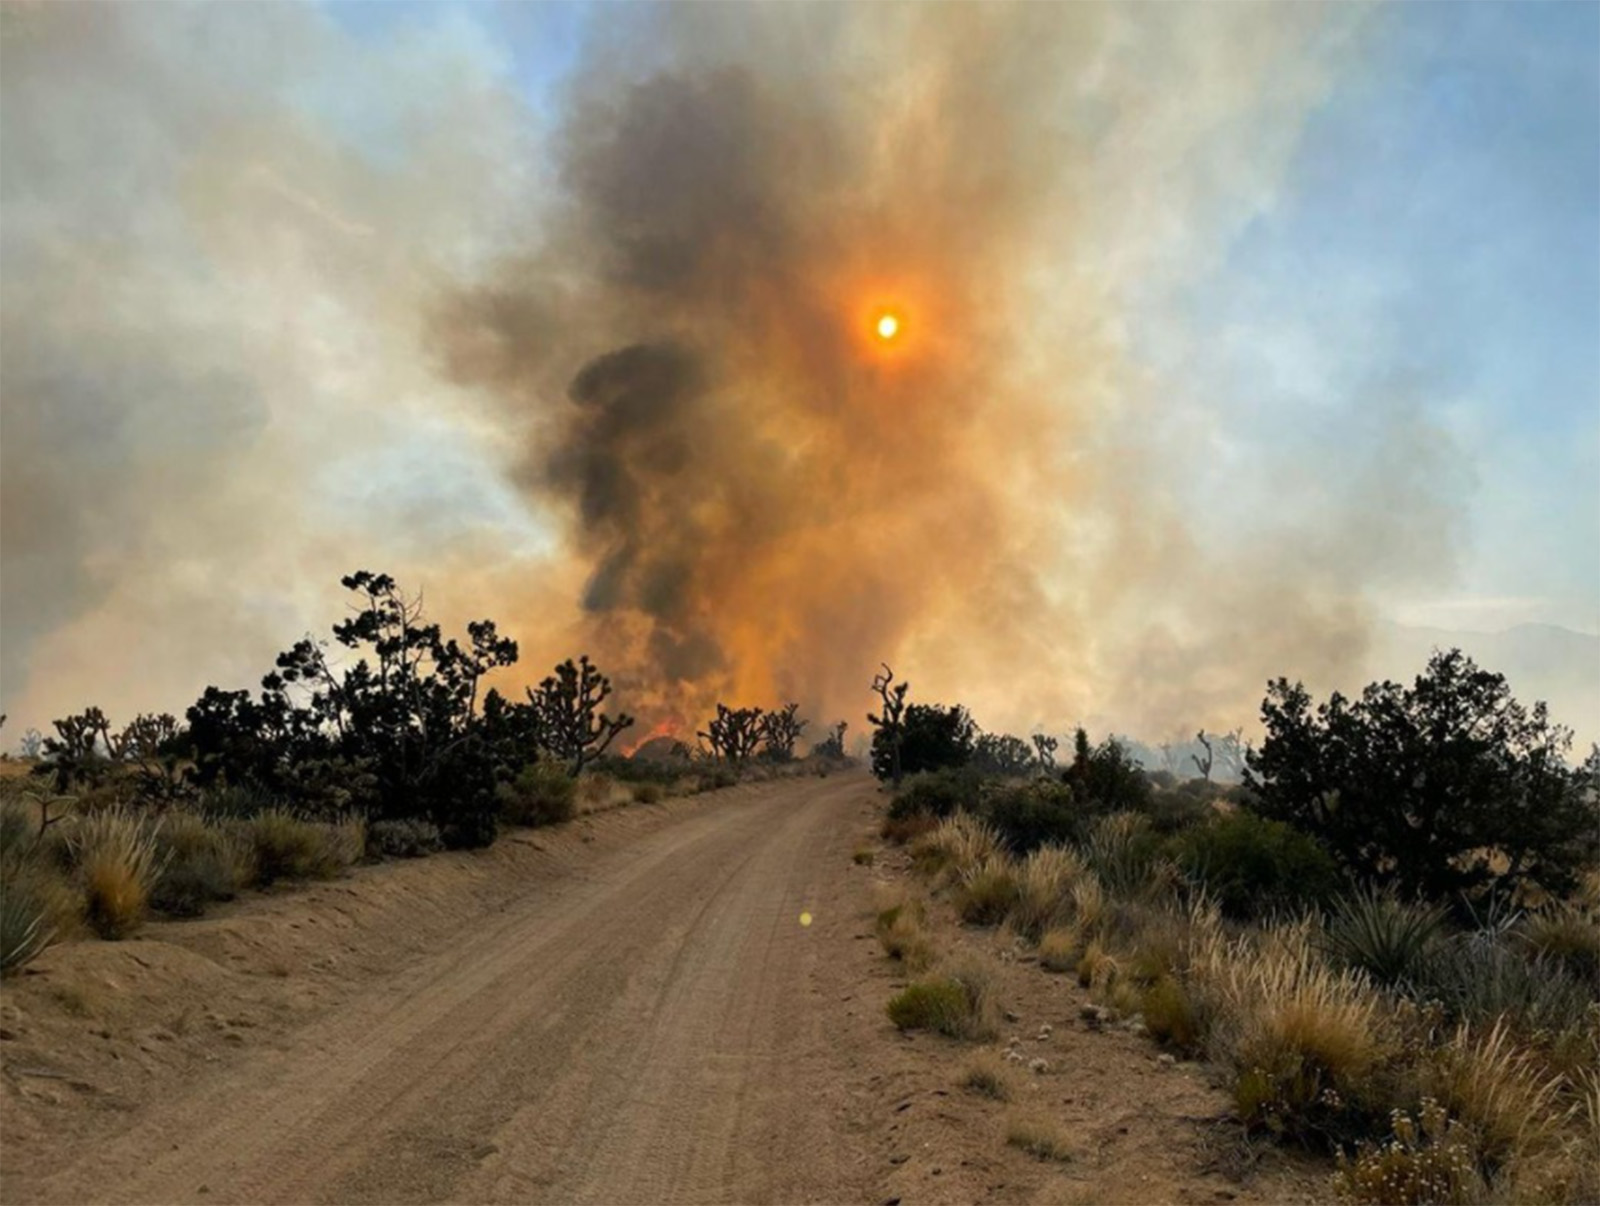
[876,312,901,341]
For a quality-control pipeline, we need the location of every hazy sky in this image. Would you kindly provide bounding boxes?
[2,1,1595,747]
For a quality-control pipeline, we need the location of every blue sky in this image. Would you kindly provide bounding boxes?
[1142,1,1598,633]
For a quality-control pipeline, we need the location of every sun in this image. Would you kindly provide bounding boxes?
[875,311,901,341]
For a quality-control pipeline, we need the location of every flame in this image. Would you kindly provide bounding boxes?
[621,717,686,757]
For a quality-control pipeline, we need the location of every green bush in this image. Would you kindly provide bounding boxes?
[1172,812,1341,920]
[887,767,986,822]
[496,761,577,827]
[886,962,993,1039]
[981,780,1081,853]
[367,818,443,859]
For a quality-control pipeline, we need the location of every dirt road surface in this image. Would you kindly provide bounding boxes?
[6,776,880,1205]
[4,773,1325,1206]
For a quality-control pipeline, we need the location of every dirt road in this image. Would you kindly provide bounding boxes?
[7,776,881,1205]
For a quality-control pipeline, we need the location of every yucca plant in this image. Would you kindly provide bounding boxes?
[1322,888,1449,987]
[1084,812,1158,898]
[0,879,54,974]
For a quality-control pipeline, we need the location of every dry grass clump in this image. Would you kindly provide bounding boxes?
[70,806,165,939]
[956,854,1019,925]
[962,1051,1015,1100]
[1517,903,1600,983]
[886,956,997,1040]
[1010,845,1087,939]
[912,813,1001,883]
[1005,1113,1077,1162]
[1037,927,1079,973]
[875,889,937,971]
[1076,941,1119,991]
[1420,1019,1571,1173]
[1198,927,1389,1138]
[852,847,875,866]
[247,810,358,886]
[1143,975,1203,1053]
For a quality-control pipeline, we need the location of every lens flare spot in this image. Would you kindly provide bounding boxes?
[875,312,900,341]
[799,911,814,927]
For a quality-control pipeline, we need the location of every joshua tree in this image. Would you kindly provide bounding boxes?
[40,707,115,790]
[1031,733,1059,773]
[868,664,910,787]
[529,656,634,775]
[760,703,807,761]
[116,713,187,801]
[699,704,766,764]
[1191,730,1214,782]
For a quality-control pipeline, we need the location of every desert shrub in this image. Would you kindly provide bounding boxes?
[1413,937,1594,1036]
[955,854,1019,925]
[1516,903,1600,984]
[497,760,577,828]
[887,767,986,822]
[1333,1098,1487,1206]
[1322,889,1450,988]
[247,810,349,885]
[70,807,165,940]
[971,732,1037,777]
[1247,649,1600,904]
[873,703,976,780]
[151,811,243,917]
[631,781,664,805]
[1064,729,1153,815]
[366,817,443,859]
[1010,845,1086,939]
[1038,928,1079,973]
[195,781,281,820]
[981,779,1081,853]
[1172,811,1341,920]
[0,797,37,869]
[886,959,995,1039]
[1006,1115,1077,1162]
[0,875,55,973]
[881,812,939,845]
[852,847,875,866]
[1142,784,1214,836]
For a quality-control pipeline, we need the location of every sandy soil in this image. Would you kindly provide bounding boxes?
[1,773,1329,1205]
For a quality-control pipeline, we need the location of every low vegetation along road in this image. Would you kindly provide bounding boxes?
[6,776,882,1205]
